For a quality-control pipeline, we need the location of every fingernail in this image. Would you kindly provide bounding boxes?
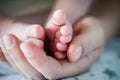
[74,46,82,61]
[3,35,14,49]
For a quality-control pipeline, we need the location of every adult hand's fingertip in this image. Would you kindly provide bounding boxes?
[67,44,82,62]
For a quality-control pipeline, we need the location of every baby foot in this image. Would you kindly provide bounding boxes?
[9,23,45,49]
[8,23,45,41]
[45,9,73,59]
[0,22,45,61]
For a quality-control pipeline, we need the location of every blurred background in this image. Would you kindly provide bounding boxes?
[0,0,54,25]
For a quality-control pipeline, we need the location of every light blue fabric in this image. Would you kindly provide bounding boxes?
[0,61,25,80]
[0,38,120,80]
[64,38,120,80]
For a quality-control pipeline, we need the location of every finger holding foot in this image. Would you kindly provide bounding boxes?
[67,17,105,62]
[55,14,73,59]
[24,24,45,40]
[20,39,103,80]
[0,34,45,80]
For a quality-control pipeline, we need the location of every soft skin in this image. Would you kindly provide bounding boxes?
[0,0,120,79]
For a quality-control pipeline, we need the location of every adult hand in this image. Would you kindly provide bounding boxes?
[0,35,45,80]
[20,17,105,79]
[0,16,105,80]
[0,19,44,62]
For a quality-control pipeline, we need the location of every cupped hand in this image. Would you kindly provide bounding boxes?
[67,16,105,62]
[19,16,105,79]
[0,21,45,62]
[0,35,45,80]
[0,16,105,80]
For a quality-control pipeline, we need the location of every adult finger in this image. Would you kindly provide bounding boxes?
[67,17,105,62]
[21,40,103,79]
[1,34,44,80]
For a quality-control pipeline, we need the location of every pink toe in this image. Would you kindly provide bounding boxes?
[60,25,72,36]
[55,51,66,59]
[52,9,66,25]
[27,38,44,48]
[60,35,72,43]
[68,45,82,62]
[56,42,67,51]
[25,25,44,40]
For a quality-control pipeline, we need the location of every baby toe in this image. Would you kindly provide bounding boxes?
[56,42,67,51]
[60,24,72,36]
[52,9,66,25]
[55,51,66,59]
[60,35,72,44]
[27,38,44,48]
[25,25,44,40]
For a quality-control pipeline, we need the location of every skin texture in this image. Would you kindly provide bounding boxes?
[0,17,105,79]
[45,9,73,59]
[0,0,119,79]
[0,23,45,63]
[0,16,45,80]
[0,35,45,80]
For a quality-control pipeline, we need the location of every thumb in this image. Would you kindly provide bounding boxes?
[20,41,62,79]
[67,17,105,62]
